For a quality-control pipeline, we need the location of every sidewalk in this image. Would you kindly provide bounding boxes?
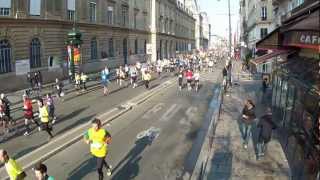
[204,63,290,179]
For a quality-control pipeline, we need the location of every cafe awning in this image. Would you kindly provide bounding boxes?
[256,28,282,50]
[282,8,320,52]
[251,50,293,65]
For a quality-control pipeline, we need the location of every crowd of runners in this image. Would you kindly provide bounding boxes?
[0,51,226,179]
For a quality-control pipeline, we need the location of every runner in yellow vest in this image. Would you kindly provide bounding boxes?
[37,99,54,140]
[84,118,112,179]
[0,149,26,180]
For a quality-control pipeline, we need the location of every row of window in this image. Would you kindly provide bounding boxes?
[90,38,147,61]
[0,39,41,74]
[0,0,129,26]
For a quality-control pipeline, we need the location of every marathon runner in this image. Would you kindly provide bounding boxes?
[37,99,54,140]
[23,94,40,136]
[84,118,112,179]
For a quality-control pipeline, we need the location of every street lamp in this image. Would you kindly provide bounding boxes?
[217,0,232,58]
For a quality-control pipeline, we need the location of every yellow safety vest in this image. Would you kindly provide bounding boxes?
[5,158,23,180]
[39,106,49,123]
[85,128,109,158]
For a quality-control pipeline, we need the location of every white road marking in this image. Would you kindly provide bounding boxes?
[136,127,161,141]
[142,103,165,119]
[159,104,181,121]
[186,106,198,120]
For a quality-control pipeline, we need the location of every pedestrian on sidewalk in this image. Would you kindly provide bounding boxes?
[84,118,112,179]
[37,99,54,140]
[256,107,276,159]
[80,72,88,91]
[241,99,256,149]
[23,94,40,136]
[33,163,55,180]
[227,59,232,88]
[261,78,268,103]
[46,94,56,125]
[143,71,152,89]
[101,67,110,96]
[0,98,10,134]
[0,149,27,180]
[222,66,228,92]
[1,93,12,125]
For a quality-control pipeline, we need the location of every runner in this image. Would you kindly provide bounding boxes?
[54,78,64,100]
[124,64,129,78]
[37,99,54,140]
[208,60,214,72]
[101,67,110,96]
[33,163,55,180]
[23,94,40,136]
[0,149,26,180]
[193,70,200,92]
[46,93,56,124]
[178,70,184,91]
[130,66,138,88]
[119,67,126,87]
[143,70,152,89]
[185,69,193,91]
[80,72,88,91]
[75,73,81,93]
[84,118,112,179]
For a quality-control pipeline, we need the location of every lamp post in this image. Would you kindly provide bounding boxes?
[217,0,232,58]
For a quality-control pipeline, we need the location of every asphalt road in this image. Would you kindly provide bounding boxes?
[0,74,173,160]
[23,70,221,180]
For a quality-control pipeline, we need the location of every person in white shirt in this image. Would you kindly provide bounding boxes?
[193,70,200,92]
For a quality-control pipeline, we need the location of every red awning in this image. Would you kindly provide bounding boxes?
[251,50,292,65]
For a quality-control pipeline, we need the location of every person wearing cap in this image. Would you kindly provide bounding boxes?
[0,149,26,180]
[33,163,54,180]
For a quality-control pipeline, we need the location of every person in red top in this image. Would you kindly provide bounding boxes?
[185,69,193,91]
[23,94,40,136]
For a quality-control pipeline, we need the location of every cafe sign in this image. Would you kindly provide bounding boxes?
[283,31,320,52]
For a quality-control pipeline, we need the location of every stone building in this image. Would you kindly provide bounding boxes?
[0,0,195,91]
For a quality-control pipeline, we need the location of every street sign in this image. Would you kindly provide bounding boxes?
[146,43,152,54]
[15,59,30,75]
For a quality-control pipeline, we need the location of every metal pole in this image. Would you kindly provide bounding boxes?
[228,0,232,58]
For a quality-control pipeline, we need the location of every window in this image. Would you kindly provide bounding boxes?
[134,11,138,29]
[261,6,267,21]
[121,6,128,27]
[134,39,138,54]
[67,0,75,21]
[29,0,41,16]
[0,0,11,16]
[108,38,114,57]
[89,2,96,23]
[260,28,268,39]
[107,6,114,25]
[0,40,11,74]
[91,38,98,60]
[30,38,41,68]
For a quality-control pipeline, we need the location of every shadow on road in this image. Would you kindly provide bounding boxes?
[111,135,155,180]
[68,153,96,180]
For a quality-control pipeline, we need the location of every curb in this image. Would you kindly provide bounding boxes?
[190,81,223,180]
[0,78,175,180]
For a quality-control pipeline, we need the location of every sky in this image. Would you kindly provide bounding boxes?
[199,0,240,39]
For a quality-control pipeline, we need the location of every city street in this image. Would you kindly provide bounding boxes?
[21,70,221,180]
[0,74,172,160]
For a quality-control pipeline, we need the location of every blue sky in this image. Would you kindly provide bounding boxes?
[199,0,240,39]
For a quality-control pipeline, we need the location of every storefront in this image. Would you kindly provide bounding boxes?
[257,4,320,180]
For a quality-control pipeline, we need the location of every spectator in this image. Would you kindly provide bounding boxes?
[241,99,256,149]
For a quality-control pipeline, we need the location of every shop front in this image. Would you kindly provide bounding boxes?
[256,4,320,179]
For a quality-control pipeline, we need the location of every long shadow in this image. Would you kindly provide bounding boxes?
[54,114,95,136]
[111,136,154,180]
[68,153,96,180]
[56,107,88,124]
[12,141,48,159]
[206,134,233,179]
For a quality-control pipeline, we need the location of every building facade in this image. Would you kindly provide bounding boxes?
[0,0,195,91]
